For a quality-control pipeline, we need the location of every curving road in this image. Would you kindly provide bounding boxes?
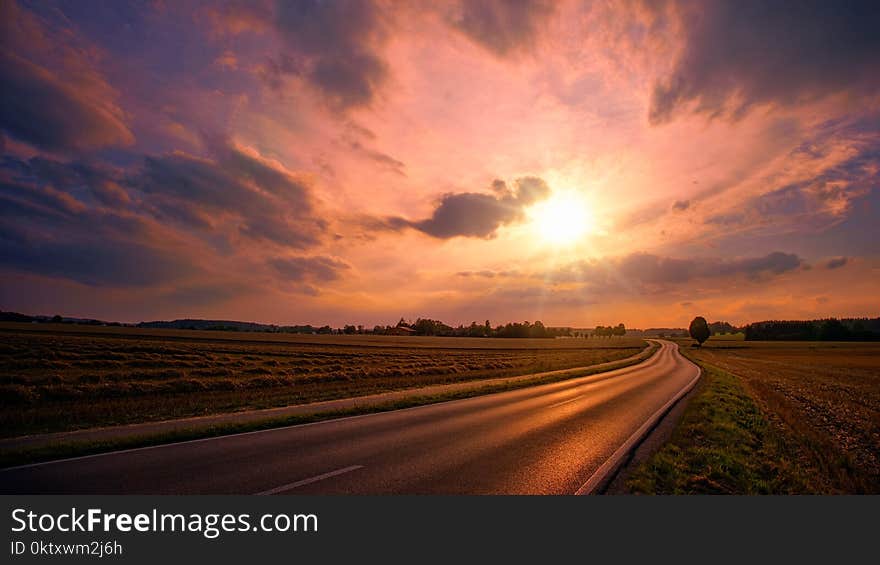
[1,340,699,494]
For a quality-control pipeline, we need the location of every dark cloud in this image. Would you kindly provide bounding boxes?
[0,2,134,152]
[549,251,803,291]
[0,171,195,286]
[128,140,326,249]
[0,177,85,221]
[207,140,314,208]
[308,52,387,110]
[391,176,550,239]
[271,0,389,110]
[209,1,390,110]
[3,155,129,207]
[672,199,690,211]
[616,253,695,285]
[269,256,350,282]
[0,48,133,153]
[411,192,520,238]
[718,252,804,277]
[824,257,848,270]
[452,0,555,57]
[618,251,802,284]
[0,229,193,287]
[0,140,332,290]
[649,0,880,124]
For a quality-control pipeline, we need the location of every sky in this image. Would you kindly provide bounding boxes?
[1,0,878,328]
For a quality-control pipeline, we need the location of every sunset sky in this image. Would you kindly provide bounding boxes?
[1,0,878,328]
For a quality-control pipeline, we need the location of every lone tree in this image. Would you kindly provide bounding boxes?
[689,316,710,347]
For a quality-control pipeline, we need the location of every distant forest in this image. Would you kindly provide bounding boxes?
[0,311,636,339]
[141,317,581,338]
[5,310,879,341]
[0,311,579,338]
[744,318,880,341]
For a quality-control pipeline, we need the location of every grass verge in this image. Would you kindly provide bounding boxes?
[1,342,657,469]
[625,360,811,494]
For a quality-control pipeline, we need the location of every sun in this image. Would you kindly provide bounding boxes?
[527,191,594,245]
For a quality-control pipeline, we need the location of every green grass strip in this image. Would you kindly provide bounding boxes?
[625,359,809,494]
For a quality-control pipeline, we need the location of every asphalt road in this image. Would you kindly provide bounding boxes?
[1,340,700,494]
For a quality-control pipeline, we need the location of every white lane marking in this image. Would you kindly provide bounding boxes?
[255,465,364,495]
[575,343,701,495]
[548,394,586,408]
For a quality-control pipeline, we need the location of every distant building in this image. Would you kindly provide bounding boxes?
[385,326,417,336]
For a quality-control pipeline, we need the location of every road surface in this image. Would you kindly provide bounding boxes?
[1,340,699,494]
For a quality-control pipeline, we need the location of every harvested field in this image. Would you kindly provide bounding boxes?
[674,340,880,493]
[0,323,644,437]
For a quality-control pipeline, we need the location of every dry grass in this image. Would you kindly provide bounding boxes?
[0,323,644,437]
[668,339,880,493]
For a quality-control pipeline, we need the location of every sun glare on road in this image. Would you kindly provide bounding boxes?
[527,191,594,246]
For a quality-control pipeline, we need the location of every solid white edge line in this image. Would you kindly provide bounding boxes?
[2,342,663,473]
[255,465,364,495]
[574,344,701,495]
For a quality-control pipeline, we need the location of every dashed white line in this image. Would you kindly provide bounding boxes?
[548,394,586,408]
[255,465,364,495]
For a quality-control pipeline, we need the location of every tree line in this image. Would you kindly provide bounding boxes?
[590,324,627,338]
[744,318,880,341]
[370,318,573,338]
[3,309,633,340]
[370,319,630,338]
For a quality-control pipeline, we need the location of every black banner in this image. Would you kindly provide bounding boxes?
[1,496,875,563]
